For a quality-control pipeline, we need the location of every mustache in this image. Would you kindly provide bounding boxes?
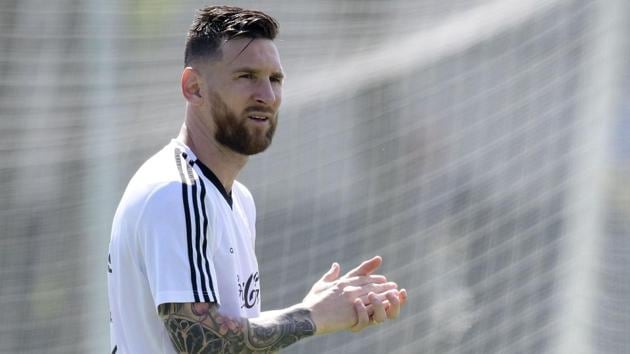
[243,106,276,115]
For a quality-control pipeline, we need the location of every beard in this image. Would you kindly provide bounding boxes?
[209,91,277,156]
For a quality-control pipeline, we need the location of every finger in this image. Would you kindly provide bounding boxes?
[356,285,398,304]
[360,289,399,305]
[362,295,386,307]
[321,262,340,282]
[399,288,408,306]
[345,256,382,277]
[365,300,391,315]
[351,298,370,332]
[346,282,398,299]
[385,291,401,320]
[339,275,388,287]
[369,292,387,324]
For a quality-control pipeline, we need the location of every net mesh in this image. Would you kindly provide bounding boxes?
[0,0,628,353]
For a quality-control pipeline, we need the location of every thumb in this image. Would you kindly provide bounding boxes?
[346,256,382,277]
[321,262,340,282]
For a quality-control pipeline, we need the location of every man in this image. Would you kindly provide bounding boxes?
[108,5,407,353]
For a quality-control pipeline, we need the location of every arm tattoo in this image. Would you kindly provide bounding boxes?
[158,302,316,353]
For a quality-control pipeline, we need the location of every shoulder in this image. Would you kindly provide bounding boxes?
[232,181,254,202]
[114,144,191,229]
[232,181,256,219]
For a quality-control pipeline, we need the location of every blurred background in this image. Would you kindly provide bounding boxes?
[1,0,629,353]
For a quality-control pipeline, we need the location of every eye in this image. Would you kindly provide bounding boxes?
[270,76,283,84]
[238,73,255,80]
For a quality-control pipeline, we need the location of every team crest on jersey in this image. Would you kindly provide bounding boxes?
[237,272,260,309]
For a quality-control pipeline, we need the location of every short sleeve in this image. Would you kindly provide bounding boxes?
[138,182,221,308]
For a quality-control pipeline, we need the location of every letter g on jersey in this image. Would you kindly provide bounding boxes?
[238,272,260,309]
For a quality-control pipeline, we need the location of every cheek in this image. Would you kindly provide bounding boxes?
[213,79,247,104]
[219,92,247,113]
[273,89,283,107]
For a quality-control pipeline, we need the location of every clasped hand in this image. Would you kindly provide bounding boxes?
[301,256,407,335]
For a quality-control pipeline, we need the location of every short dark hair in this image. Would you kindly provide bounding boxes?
[184,5,279,66]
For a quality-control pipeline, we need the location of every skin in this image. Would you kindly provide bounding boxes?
[178,37,283,192]
[159,257,407,353]
[161,37,408,353]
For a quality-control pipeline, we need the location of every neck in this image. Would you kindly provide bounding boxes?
[177,112,248,193]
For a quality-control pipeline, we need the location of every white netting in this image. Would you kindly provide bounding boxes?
[0,0,628,353]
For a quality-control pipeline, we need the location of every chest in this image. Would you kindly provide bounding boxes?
[207,196,260,316]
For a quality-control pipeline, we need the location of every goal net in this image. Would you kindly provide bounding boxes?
[0,0,627,353]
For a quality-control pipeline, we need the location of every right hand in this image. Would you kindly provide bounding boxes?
[300,256,404,335]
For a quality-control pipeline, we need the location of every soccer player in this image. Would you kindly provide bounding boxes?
[107,5,407,353]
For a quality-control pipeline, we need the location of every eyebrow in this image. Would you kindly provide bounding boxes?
[233,67,285,80]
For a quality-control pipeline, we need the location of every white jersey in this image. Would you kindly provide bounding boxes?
[107,139,260,354]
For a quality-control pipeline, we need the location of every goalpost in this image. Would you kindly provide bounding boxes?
[554,0,626,353]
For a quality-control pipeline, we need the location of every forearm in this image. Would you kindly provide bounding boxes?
[158,302,316,354]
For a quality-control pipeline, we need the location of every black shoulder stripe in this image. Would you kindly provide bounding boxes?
[198,178,217,302]
[187,161,211,303]
[174,148,200,303]
[176,148,217,303]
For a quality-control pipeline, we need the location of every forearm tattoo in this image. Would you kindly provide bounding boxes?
[158,302,316,353]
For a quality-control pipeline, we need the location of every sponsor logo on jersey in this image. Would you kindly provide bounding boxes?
[237,272,260,309]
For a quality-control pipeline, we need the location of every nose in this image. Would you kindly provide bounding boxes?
[253,79,277,105]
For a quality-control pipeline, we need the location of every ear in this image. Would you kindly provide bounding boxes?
[181,67,203,105]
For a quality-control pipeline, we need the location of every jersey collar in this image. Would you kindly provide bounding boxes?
[193,158,233,209]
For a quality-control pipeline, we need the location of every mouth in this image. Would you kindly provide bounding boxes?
[247,113,271,123]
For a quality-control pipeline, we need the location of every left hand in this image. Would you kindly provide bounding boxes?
[303,256,407,333]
